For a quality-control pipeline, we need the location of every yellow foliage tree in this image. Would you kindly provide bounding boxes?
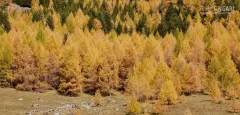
[127,58,156,101]
[152,62,173,97]
[58,42,82,96]
[161,33,176,66]
[208,80,223,103]
[65,13,76,34]
[182,63,202,94]
[143,35,164,62]
[159,80,178,105]
[118,35,138,90]
[0,36,13,87]
[32,0,40,11]
[94,90,102,106]
[208,56,240,99]
[127,96,142,115]
[95,39,120,95]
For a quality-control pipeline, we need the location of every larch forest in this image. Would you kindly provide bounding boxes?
[0,0,240,115]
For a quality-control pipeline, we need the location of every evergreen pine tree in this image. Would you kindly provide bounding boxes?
[47,15,54,30]
[0,9,11,32]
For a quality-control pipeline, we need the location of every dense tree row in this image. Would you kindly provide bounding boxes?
[8,0,239,37]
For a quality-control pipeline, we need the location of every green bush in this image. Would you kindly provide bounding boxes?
[0,9,11,32]
[32,11,43,22]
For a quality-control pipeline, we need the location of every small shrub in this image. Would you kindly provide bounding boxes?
[209,80,224,104]
[16,80,49,93]
[127,96,142,115]
[229,100,240,113]
[152,101,165,115]
[0,76,10,87]
[94,90,102,106]
[159,81,178,105]
[226,85,238,100]
[179,95,187,103]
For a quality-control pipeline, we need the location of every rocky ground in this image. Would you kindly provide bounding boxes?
[0,88,126,115]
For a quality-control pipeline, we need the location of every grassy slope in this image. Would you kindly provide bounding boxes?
[165,95,234,115]
[0,88,237,115]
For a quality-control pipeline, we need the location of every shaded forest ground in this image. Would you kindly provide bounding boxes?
[0,88,238,115]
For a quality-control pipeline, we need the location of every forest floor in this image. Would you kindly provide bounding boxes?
[0,88,238,115]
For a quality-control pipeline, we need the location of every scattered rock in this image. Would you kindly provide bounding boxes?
[32,110,37,112]
[54,112,59,115]
[31,104,40,107]
[57,104,78,110]
[19,98,23,101]
[37,98,44,102]
[122,103,127,106]
[42,111,48,114]
[81,104,91,109]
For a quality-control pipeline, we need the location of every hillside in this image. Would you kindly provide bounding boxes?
[0,0,240,115]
